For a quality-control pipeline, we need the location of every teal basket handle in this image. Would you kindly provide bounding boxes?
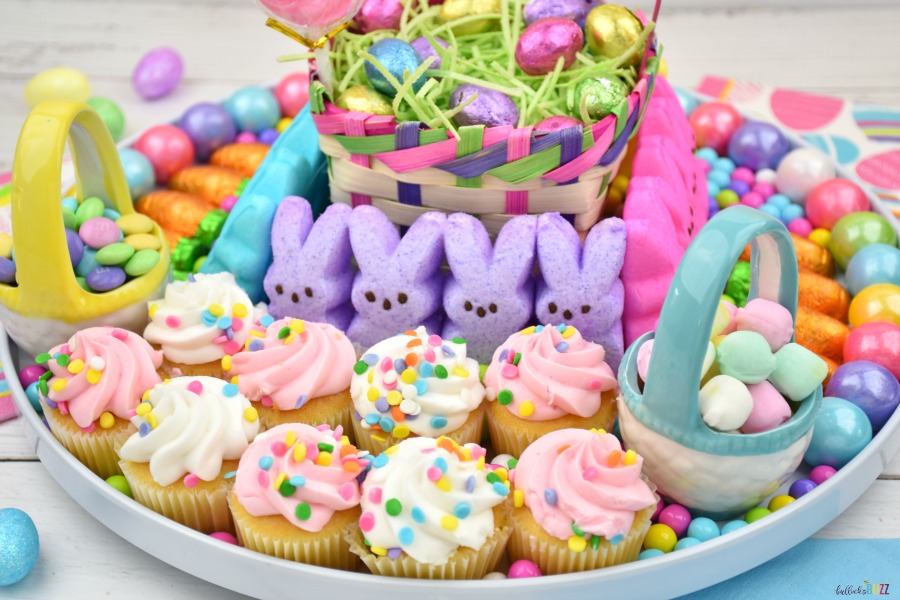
[642,205,800,435]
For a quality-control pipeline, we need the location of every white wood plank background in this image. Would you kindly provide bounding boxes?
[1,1,899,598]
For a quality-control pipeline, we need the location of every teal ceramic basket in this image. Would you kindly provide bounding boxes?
[618,205,822,518]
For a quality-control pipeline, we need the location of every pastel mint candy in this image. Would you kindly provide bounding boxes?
[76,276,91,292]
[699,374,754,432]
[75,196,105,227]
[86,266,126,292]
[75,247,99,278]
[124,249,161,277]
[0,256,16,283]
[62,206,79,231]
[716,330,776,384]
[768,343,827,401]
[95,242,135,266]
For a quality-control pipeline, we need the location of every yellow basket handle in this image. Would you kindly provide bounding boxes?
[3,101,169,322]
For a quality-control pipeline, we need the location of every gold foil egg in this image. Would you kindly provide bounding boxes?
[584,4,644,66]
[439,0,502,36]
[336,85,395,116]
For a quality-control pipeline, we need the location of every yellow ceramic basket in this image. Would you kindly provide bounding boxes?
[0,101,170,355]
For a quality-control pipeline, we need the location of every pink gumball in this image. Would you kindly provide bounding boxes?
[787,217,813,237]
[133,125,195,184]
[508,559,542,578]
[740,192,765,208]
[844,321,900,380]
[355,0,404,32]
[652,497,665,521]
[274,72,310,118]
[809,465,837,485]
[236,131,258,144]
[209,532,238,544]
[689,102,744,155]
[731,167,755,185]
[805,178,871,230]
[752,181,775,200]
[255,0,365,36]
[658,504,692,537]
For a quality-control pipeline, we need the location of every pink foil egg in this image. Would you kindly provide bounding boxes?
[355,0,404,32]
[132,47,184,100]
[515,17,584,76]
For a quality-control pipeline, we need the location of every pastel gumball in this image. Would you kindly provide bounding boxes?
[711,299,738,338]
[442,213,537,364]
[716,331,776,384]
[769,343,828,402]
[348,208,446,349]
[637,339,653,382]
[535,214,626,370]
[263,197,355,331]
[735,298,794,351]
[699,375,754,432]
[741,381,792,434]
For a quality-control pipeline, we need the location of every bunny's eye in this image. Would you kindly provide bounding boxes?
[291,293,299,303]
[464,301,473,312]
[563,309,573,320]
[581,305,591,314]
[398,293,408,304]
[476,307,486,317]
[275,284,284,295]
[548,302,557,314]
[365,291,376,303]
[305,287,313,298]
[489,303,497,313]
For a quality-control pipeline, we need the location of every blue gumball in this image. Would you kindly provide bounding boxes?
[0,508,39,586]
[61,196,78,212]
[804,397,873,469]
[781,203,804,224]
[721,520,748,535]
[224,86,280,134]
[675,537,701,550]
[638,548,665,560]
[695,147,719,166]
[825,361,900,432]
[686,517,720,542]
[365,38,427,98]
[24,382,42,414]
[845,243,900,296]
[118,148,155,199]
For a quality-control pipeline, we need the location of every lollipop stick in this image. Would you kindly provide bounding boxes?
[315,47,335,96]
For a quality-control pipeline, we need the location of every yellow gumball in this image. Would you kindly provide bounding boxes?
[849,283,900,327]
[643,523,677,553]
[768,495,795,512]
[809,228,831,248]
[657,57,669,78]
[275,117,293,134]
[24,67,91,107]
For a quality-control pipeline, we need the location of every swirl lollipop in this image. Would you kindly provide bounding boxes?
[254,0,364,94]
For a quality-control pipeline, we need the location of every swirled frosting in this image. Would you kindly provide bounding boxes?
[513,429,656,541]
[118,376,260,486]
[483,324,616,421]
[350,327,485,438]
[233,423,364,531]
[41,327,163,429]
[228,317,355,410]
[143,273,253,365]
[358,436,508,565]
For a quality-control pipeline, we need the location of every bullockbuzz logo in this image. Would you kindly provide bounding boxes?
[835,580,891,596]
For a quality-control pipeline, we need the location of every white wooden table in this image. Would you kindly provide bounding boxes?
[1,1,900,598]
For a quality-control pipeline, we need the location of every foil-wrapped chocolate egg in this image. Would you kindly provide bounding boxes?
[336,85,395,116]
[439,0,502,36]
[524,0,587,26]
[515,17,584,76]
[410,36,450,70]
[450,84,519,127]
[355,0,404,33]
[575,75,629,119]
[535,115,583,132]
[364,38,427,97]
[584,4,644,65]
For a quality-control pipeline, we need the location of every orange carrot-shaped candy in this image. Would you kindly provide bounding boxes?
[135,190,213,240]
[168,165,243,206]
[209,143,270,178]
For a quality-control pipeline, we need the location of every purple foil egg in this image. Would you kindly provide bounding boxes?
[524,0,588,26]
[450,84,519,128]
[535,115,583,132]
[515,17,584,76]
[410,36,449,70]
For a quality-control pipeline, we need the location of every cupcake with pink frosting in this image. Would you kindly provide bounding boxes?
[508,428,658,573]
[37,326,163,479]
[225,316,357,432]
[229,423,365,570]
[483,323,618,457]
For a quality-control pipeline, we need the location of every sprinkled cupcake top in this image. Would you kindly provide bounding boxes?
[233,423,364,532]
[513,429,656,548]
[350,327,484,439]
[358,436,508,565]
[483,324,616,421]
[226,317,356,411]
[119,376,260,487]
[143,272,253,365]
[37,327,163,430]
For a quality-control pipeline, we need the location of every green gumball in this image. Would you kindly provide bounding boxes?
[830,212,898,270]
[86,96,125,141]
[105,475,133,498]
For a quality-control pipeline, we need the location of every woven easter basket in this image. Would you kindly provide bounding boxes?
[308,1,661,235]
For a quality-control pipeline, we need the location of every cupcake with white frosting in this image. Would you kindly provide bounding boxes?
[350,327,485,455]
[347,436,511,579]
[143,273,254,378]
[117,376,260,533]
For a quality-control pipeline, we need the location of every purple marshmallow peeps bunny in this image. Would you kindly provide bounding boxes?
[536,213,627,370]
[263,196,355,331]
[347,207,447,349]
[442,213,538,363]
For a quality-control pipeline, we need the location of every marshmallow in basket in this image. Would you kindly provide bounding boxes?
[618,206,824,517]
[0,102,170,356]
